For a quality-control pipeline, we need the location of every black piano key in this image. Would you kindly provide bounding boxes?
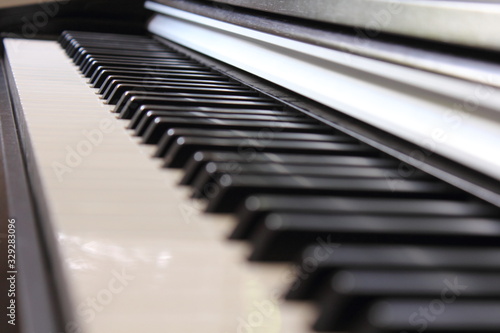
[135,111,313,137]
[115,93,283,119]
[84,58,203,72]
[146,119,331,146]
[65,40,160,58]
[356,299,500,333]
[71,44,169,62]
[181,152,399,185]
[92,69,228,88]
[82,58,204,77]
[233,195,498,240]
[62,38,150,50]
[79,53,192,65]
[192,163,430,198]
[63,30,148,38]
[248,213,500,261]
[76,51,181,67]
[100,77,241,99]
[66,41,159,56]
[81,57,206,74]
[64,32,156,41]
[131,106,298,131]
[90,67,222,88]
[81,55,192,64]
[286,245,500,300]
[66,32,159,40]
[74,47,178,58]
[163,137,368,168]
[206,162,398,178]
[83,59,193,78]
[82,58,209,70]
[73,39,162,46]
[78,51,188,61]
[66,37,162,48]
[63,33,152,41]
[65,36,154,43]
[62,31,155,43]
[75,46,175,55]
[107,83,257,104]
[71,44,166,59]
[155,129,354,159]
[74,48,185,66]
[113,89,274,104]
[100,77,242,100]
[130,107,298,130]
[206,175,462,213]
[61,31,153,46]
[314,270,500,332]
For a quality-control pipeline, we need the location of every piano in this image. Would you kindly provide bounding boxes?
[1,1,500,333]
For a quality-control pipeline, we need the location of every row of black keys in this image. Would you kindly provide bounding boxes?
[60,31,500,333]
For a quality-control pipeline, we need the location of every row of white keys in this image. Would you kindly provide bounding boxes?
[4,38,317,333]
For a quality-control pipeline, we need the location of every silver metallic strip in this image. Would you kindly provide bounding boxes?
[207,0,500,51]
[148,0,500,93]
[146,3,500,182]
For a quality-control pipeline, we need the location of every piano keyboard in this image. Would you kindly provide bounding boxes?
[4,31,500,333]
